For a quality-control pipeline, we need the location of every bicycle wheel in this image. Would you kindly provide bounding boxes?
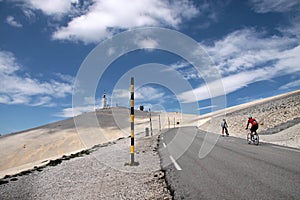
[247,133,251,144]
[254,134,259,145]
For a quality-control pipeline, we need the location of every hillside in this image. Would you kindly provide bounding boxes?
[199,90,300,148]
[0,107,199,178]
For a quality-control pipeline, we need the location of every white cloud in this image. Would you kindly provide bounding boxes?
[136,38,159,50]
[249,0,300,13]
[113,86,165,100]
[278,14,300,40]
[22,8,35,19]
[275,44,300,73]
[55,94,105,117]
[204,28,297,75]
[54,73,75,84]
[0,51,20,73]
[22,0,78,16]
[178,67,275,103]
[6,16,23,28]
[56,106,95,118]
[51,0,198,43]
[107,47,116,56]
[0,95,10,104]
[31,96,53,107]
[169,61,190,70]
[165,61,204,80]
[83,96,103,107]
[179,67,203,80]
[197,105,217,110]
[15,0,203,44]
[279,79,300,90]
[0,51,73,106]
[135,86,165,101]
[236,96,263,104]
[111,86,166,107]
[179,27,300,103]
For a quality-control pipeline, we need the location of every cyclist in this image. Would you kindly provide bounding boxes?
[221,119,229,136]
[245,116,258,140]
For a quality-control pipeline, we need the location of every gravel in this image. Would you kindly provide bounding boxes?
[0,133,172,200]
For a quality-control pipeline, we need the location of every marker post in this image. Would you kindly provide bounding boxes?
[125,77,139,166]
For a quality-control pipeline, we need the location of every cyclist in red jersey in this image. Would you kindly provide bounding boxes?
[246,116,258,140]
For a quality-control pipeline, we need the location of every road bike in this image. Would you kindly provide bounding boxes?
[247,131,259,145]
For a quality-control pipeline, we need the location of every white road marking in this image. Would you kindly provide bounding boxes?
[272,145,300,153]
[163,142,167,148]
[169,155,182,171]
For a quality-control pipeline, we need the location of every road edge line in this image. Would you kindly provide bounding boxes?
[163,142,167,148]
[169,155,182,171]
[271,145,300,153]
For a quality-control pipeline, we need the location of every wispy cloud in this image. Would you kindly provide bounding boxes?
[236,96,263,104]
[54,73,75,84]
[169,61,190,70]
[249,0,300,13]
[111,86,167,108]
[6,16,23,28]
[135,86,165,101]
[166,61,204,81]
[179,26,300,103]
[0,51,73,106]
[56,106,96,118]
[279,79,300,90]
[136,38,159,50]
[113,86,165,102]
[55,95,105,118]
[279,23,300,40]
[22,8,35,20]
[197,105,217,110]
[204,28,297,75]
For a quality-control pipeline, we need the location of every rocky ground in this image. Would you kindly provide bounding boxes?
[0,132,172,200]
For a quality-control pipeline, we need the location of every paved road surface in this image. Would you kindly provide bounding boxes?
[159,127,300,199]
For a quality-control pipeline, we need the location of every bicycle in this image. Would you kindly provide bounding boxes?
[247,131,259,145]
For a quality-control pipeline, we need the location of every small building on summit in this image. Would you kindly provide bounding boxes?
[101,92,108,109]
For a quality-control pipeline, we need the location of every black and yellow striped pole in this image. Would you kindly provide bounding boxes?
[126,77,139,166]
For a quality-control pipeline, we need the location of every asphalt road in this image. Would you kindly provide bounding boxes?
[159,127,300,199]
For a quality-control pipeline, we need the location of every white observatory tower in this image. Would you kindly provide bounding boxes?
[101,91,107,109]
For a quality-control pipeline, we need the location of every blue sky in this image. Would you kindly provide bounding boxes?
[0,0,300,134]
